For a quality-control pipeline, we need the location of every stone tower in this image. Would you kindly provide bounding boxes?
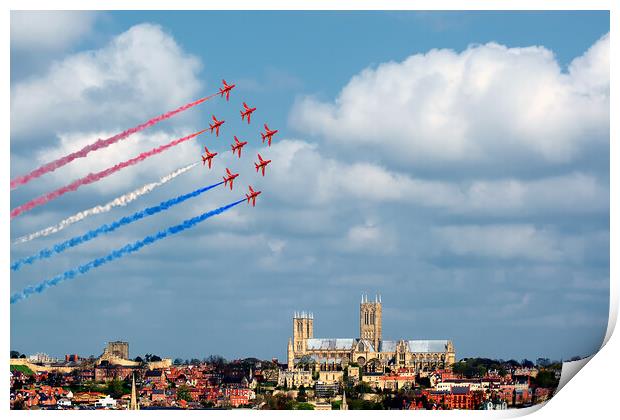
[292,311,314,354]
[359,294,382,351]
[105,341,129,360]
[287,338,294,370]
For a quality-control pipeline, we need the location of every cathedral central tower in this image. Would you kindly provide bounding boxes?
[292,311,314,353]
[359,294,382,351]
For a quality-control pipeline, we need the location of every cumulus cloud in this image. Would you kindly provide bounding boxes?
[11,23,203,139]
[11,11,98,51]
[339,221,397,254]
[432,224,603,262]
[291,34,609,167]
[265,139,608,215]
[32,129,203,194]
[433,224,561,260]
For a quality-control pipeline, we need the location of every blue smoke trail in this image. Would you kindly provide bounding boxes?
[11,181,224,272]
[11,198,245,304]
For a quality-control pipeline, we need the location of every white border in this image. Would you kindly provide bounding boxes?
[3,1,617,418]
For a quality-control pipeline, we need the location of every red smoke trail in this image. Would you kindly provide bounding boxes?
[10,129,208,219]
[10,93,218,189]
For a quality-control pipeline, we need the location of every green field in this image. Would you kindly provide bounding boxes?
[10,364,35,375]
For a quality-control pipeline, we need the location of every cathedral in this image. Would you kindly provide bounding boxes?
[287,294,456,373]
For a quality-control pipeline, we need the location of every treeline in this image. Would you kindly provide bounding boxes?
[451,357,567,378]
[171,355,279,370]
[10,350,27,359]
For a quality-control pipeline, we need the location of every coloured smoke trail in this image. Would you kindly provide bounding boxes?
[10,129,208,219]
[11,181,224,271]
[13,162,199,245]
[10,93,218,189]
[10,198,246,304]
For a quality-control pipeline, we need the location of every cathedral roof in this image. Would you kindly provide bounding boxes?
[356,339,376,352]
[306,338,356,350]
[380,340,450,353]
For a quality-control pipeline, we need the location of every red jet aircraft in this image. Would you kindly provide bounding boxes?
[254,153,272,176]
[219,79,236,101]
[209,115,225,137]
[261,124,279,146]
[245,185,262,207]
[201,147,218,168]
[223,168,239,190]
[240,102,257,124]
[231,136,248,158]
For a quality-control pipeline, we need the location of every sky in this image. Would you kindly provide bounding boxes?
[10,11,609,362]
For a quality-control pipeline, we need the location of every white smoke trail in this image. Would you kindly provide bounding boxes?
[13,161,199,245]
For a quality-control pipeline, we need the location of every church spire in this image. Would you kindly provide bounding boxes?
[128,373,139,410]
[341,390,348,410]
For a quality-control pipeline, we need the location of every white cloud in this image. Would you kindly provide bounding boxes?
[291,34,609,166]
[266,139,608,215]
[432,224,599,262]
[11,23,203,138]
[11,11,98,51]
[340,221,396,254]
[30,128,203,194]
[267,239,287,255]
[510,312,606,328]
[569,33,610,95]
[455,172,609,215]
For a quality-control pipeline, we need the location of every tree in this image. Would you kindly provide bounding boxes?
[13,398,25,410]
[521,359,534,368]
[177,384,193,402]
[190,358,201,365]
[506,359,521,368]
[296,385,307,402]
[10,350,20,359]
[417,376,431,388]
[296,402,314,410]
[47,372,63,387]
[173,358,184,366]
[206,355,226,368]
[143,354,162,362]
[534,371,559,389]
[134,356,143,363]
[355,382,372,394]
[106,378,125,399]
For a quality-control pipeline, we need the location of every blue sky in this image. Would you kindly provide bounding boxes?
[10,11,609,362]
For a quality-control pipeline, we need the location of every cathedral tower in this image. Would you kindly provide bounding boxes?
[359,294,382,351]
[292,311,314,355]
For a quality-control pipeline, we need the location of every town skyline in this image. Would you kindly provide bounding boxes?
[10,338,563,410]
[11,293,590,364]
